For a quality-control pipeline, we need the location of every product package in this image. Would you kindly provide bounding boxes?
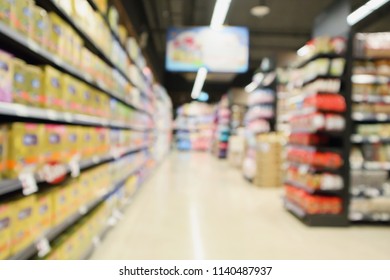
[12,0,33,36]
[0,49,14,103]
[43,124,66,163]
[41,65,63,110]
[25,65,43,107]
[35,191,53,235]
[31,6,49,49]
[0,203,11,259]
[12,58,28,105]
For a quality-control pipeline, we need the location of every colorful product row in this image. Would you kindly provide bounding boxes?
[0,122,150,179]
[285,185,343,215]
[287,148,343,169]
[290,113,345,133]
[286,167,343,191]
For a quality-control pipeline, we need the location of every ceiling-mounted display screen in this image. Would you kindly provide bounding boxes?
[166,26,249,73]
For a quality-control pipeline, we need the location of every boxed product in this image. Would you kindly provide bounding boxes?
[80,83,93,115]
[41,65,63,110]
[94,127,109,156]
[71,33,82,68]
[11,0,33,36]
[35,190,53,235]
[0,0,13,25]
[68,179,81,211]
[62,74,80,113]
[52,184,71,226]
[48,12,67,56]
[31,6,49,49]
[80,127,93,160]
[4,123,44,178]
[10,195,36,255]
[12,58,28,105]
[62,25,74,64]
[43,124,66,163]
[25,64,43,107]
[65,125,81,161]
[0,49,14,103]
[0,202,11,260]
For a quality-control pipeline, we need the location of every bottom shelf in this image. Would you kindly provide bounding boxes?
[283,198,349,227]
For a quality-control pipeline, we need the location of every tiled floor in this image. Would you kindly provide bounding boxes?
[91,152,390,260]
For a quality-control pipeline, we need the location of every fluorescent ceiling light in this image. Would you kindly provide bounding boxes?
[210,0,232,29]
[347,0,389,26]
[297,45,310,57]
[191,67,208,99]
[251,5,270,17]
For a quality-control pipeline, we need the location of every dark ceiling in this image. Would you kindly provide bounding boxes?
[121,0,389,108]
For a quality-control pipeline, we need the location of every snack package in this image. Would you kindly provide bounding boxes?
[41,65,63,110]
[43,124,66,163]
[0,203,12,259]
[12,58,28,105]
[35,190,53,235]
[12,0,33,36]
[25,65,43,107]
[32,6,49,48]
[0,49,14,103]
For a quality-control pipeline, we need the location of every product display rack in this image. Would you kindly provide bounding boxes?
[7,158,150,260]
[283,36,352,226]
[348,32,390,223]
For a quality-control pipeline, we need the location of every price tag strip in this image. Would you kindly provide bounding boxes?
[19,172,38,196]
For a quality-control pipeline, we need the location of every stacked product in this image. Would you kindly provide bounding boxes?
[174,102,215,151]
[276,68,291,132]
[242,71,278,184]
[283,36,349,226]
[350,32,390,222]
[227,130,246,169]
[213,95,230,158]
[0,0,172,260]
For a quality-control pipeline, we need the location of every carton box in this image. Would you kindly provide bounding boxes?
[80,126,93,160]
[71,33,82,68]
[52,184,71,227]
[35,190,53,235]
[94,127,109,156]
[31,6,48,49]
[80,83,93,115]
[0,125,7,178]
[48,12,67,56]
[43,124,66,163]
[0,49,14,103]
[62,74,80,113]
[41,65,63,110]
[0,203,12,259]
[10,195,36,255]
[65,125,81,161]
[4,123,44,178]
[11,0,33,36]
[0,0,13,25]
[12,58,28,105]
[25,64,43,107]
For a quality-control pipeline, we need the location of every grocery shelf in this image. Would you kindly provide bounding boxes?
[352,112,390,122]
[352,74,390,84]
[349,212,390,223]
[0,19,150,118]
[352,94,390,104]
[351,134,390,143]
[287,162,343,174]
[7,159,149,260]
[352,161,390,171]
[284,198,348,227]
[0,145,150,198]
[0,102,152,131]
[295,53,341,69]
[287,144,343,154]
[284,180,343,195]
[290,128,345,136]
[302,75,341,87]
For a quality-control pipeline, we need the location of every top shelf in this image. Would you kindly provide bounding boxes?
[294,53,342,69]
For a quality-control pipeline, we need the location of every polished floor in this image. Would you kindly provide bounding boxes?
[91,152,390,260]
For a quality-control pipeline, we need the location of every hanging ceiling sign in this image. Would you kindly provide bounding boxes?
[166,26,249,73]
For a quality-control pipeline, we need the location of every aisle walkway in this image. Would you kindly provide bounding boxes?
[91,152,390,259]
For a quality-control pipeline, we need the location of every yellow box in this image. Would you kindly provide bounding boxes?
[31,6,49,49]
[41,65,63,110]
[80,127,93,160]
[48,12,67,56]
[4,123,44,178]
[71,33,82,68]
[12,58,28,105]
[68,179,81,213]
[0,49,14,103]
[93,127,109,156]
[43,124,66,164]
[25,64,44,108]
[0,203,11,259]
[62,74,80,113]
[35,191,53,235]
[52,185,71,226]
[10,195,36,255]
[65,125,81,161]
[0,0,13,25]
[11,0,33,36]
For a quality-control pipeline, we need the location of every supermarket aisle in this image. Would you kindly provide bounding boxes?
[91,152,390,260]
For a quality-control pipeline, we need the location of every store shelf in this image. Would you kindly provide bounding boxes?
[352,161,390,171]
[287,162,343,174]
[352,95,390,104]
[0,145,149,198]
[0,18,150,118]
[284,198,348,226]
[302,75,341,87]
[287,144,343,154]
[352,74,390,84]
[349,212,390,222]
[290,128,345,136]
[284,180,343,195]
[295,53,341,69]
[7,159,149,260]
[351,134,390,143]
[0,102,152,131]
[352,112,390,122]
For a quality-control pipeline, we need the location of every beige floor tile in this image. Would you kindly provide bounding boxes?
[91,152,390,260]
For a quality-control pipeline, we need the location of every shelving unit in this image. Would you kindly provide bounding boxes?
[0,0,172,260]
[349,32,390,223]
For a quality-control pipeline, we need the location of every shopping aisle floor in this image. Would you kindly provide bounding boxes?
[91,152,390,260]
